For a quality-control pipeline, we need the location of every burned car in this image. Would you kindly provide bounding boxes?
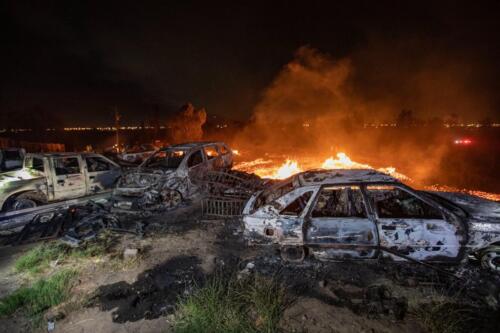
[112,141,233,213]
[0,153,121,211]
[242,169,500,271]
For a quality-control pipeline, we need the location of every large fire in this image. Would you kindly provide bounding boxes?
[233,151,500,201]
[234,152,408,180]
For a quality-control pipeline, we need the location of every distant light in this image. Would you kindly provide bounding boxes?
[454,138,472,145]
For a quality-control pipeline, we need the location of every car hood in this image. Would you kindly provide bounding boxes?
[432,191,500,223]
[0,169,44,183]
[117,169,176,188]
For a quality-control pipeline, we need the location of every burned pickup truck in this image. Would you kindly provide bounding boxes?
[112,141,233,213]
[242,169,500,272]
[0,153,121,211]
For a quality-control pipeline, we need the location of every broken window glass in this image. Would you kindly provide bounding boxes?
[204,146,219,160]
[32,157,44,172]
[54,157,81,175]
[281,191,313,216]
[187,150,203,168]
[144,149,186,169]
[367,186,442,219]
[86,157,111,172]
[312,186,367,218]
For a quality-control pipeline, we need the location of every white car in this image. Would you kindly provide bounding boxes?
[242,169,500,271]
[0,153,121,211]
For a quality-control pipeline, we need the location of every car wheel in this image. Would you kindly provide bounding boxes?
[11,197,37,210]
[280,246,306,263]
[481,246,500,272]
[161,189,183,208]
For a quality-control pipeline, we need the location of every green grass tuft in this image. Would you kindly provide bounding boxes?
[0,269,77,318]
[15,236,113,275]
[15,243,66,274]
[174,273,285,333]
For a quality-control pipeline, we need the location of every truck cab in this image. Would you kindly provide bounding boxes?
[0,153,121,211]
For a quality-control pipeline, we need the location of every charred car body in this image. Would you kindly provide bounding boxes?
[0,153,121,211]
[112,141,233,213]
[242,169,500,271]
[117,144,158,164]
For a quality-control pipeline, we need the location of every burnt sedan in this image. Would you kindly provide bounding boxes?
[242,169,500,272]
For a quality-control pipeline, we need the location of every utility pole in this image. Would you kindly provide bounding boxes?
[114,107,121,151]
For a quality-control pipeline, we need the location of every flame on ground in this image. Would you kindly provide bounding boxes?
[234,152,408,180]
[233,151,499,201]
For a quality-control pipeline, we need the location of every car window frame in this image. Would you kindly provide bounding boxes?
[306,184,370,219]
[187,149,204,169]
[85,156,113,173]
[363,183,446,220]
[203,145,219,160]
[53,156,82,176]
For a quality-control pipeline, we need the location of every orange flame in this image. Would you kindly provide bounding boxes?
[235,152,408,180]
[232,152,499,201]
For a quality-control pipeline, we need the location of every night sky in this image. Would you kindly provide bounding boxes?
[2,1,500,126]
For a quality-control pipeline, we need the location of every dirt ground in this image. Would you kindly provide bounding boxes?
[1,203,499,333]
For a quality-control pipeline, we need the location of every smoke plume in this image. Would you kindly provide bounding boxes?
[233,45,493,185]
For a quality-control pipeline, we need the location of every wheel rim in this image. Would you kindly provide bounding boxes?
[13,198,37,210]
[483,250,500,272]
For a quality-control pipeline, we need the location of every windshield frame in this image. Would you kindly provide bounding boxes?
[140,148,188,169]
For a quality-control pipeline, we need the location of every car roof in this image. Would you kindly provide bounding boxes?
[295,169,400,186]
[26,152,102,158]
[165,141,227,150]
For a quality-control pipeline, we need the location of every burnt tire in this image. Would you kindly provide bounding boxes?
[5,194,38,211]
[481,246,500,272]
[160,189,183,208]
[280,246,306,263]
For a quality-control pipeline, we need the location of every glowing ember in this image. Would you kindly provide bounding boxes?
[425,185,500,202]
[232,149,240,156]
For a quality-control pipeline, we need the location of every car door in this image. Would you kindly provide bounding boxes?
[52,156,86,200]
[365,185,461,262]
[304,185,378,260]
[84,156,121,193]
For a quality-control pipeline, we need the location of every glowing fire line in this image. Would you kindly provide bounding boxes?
[233,152,499,201]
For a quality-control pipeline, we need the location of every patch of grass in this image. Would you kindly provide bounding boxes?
[174,273,285,333]
[15,235,114,275]
[0,269,77,318]
[15,243,66,274]
[243,275,285,332]
[413,301,477,333]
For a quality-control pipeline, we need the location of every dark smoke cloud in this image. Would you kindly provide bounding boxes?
[233,45,494,184]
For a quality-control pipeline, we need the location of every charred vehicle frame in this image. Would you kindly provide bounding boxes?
[112,141,234,214]
[242,169,500,272]
[0,153,121,212]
